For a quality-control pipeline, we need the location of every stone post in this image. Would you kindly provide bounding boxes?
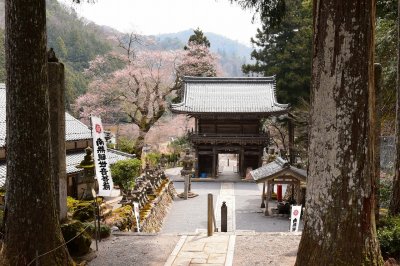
[184,175,189,200]
[208,193,213,236]
[48,53,67,221]
[221,201,227,232]
[260,182,266,208]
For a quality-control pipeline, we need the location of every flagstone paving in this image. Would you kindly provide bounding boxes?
[164,233,235,266]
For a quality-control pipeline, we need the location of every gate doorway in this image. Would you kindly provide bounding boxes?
[218,153,240,180]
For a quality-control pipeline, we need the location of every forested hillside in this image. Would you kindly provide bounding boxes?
[156,29,251,76]
[0,0,113,108]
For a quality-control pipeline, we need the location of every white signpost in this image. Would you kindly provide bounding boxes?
[133,202,140,232]
[91,116,114,197]
[290,205,302,232]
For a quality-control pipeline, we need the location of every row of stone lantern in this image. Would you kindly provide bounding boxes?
[120,162,168,208]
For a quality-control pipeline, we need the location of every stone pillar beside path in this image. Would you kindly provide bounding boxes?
[48,55,67,221]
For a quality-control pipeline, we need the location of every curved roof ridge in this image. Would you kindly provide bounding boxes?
[171,76,289,114]
[183,76,276,83]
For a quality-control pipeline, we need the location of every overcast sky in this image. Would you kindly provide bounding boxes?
[60,0,260,46]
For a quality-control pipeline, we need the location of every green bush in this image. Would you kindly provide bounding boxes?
[61,220,92,256]
[117,137,136,154]
[111,158,141,191]
[145,152,161,168]
[378,215,400,260]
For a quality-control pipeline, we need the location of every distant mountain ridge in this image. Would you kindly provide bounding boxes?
[153,29,252,76]
[154,29,252,59]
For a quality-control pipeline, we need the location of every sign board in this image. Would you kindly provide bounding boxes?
[290,205,302,232]
[133,202,140,231]
[91,116,114,197]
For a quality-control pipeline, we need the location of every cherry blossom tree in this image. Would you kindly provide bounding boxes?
[177,43,218,77]
[75,50,179,156]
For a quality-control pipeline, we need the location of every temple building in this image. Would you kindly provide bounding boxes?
[0,84,133,197]
[171,76,288,178]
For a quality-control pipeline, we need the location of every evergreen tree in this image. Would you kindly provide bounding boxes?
[185,27,211,49]
[242,0,312,106]
[175,28,219,101]
[295,0,382,264]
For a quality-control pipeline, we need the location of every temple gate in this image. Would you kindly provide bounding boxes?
[171,76,288,178]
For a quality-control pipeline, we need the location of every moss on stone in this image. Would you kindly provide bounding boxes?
[61,220,92,256]
[82,222,111,239]
[72,202,96,222]
[105,205,134,231]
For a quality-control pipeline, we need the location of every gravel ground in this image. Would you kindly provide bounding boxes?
[233,233,301,266]
[88,234,180,266]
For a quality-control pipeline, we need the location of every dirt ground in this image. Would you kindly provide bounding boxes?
[88,234,180,266]
[233,233,301,266]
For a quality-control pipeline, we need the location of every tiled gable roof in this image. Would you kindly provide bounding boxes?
[250,157,307,182]
[0,84,91,148]
[171,76,289,114]
[65,113,92,141]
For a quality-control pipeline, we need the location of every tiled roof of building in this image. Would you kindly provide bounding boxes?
[250,157,307,182]
[65,113,92,141]
[171,76,289,114]
[0,84,91,148]
[0,149,135,187]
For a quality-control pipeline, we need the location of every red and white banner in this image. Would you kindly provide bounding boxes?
[91,116,114,197]
[290,205,302,232]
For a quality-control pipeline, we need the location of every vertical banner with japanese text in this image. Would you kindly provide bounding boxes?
[91,116,114,197]
[290,205,302,232]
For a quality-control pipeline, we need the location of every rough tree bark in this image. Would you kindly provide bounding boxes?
[1,0,73,265]
[295,0,383,265]
[389,0,400,215]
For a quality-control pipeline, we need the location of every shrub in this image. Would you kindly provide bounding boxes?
[145,152,161,167]
[378,215,400,260]
[117,137,136,154]
[111,158,141,191]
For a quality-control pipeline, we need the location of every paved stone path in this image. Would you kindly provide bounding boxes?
[164,233,235,266]
[215,183,235,232]
[161,179,303,266]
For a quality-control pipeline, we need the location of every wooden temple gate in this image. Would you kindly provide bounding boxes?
[172,76,288,178]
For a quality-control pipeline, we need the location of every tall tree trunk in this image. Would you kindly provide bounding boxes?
[295,0,383,265]
[389,0,400,215]
[136,129,146,158]
[1,1,72,265]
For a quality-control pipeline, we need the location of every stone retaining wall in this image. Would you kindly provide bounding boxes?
[138,181,176,233]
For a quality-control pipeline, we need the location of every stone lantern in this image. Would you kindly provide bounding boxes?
[178,148,198,199]
[76,146,96,200]
[180,149,194,177]
[159,153,168,170]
